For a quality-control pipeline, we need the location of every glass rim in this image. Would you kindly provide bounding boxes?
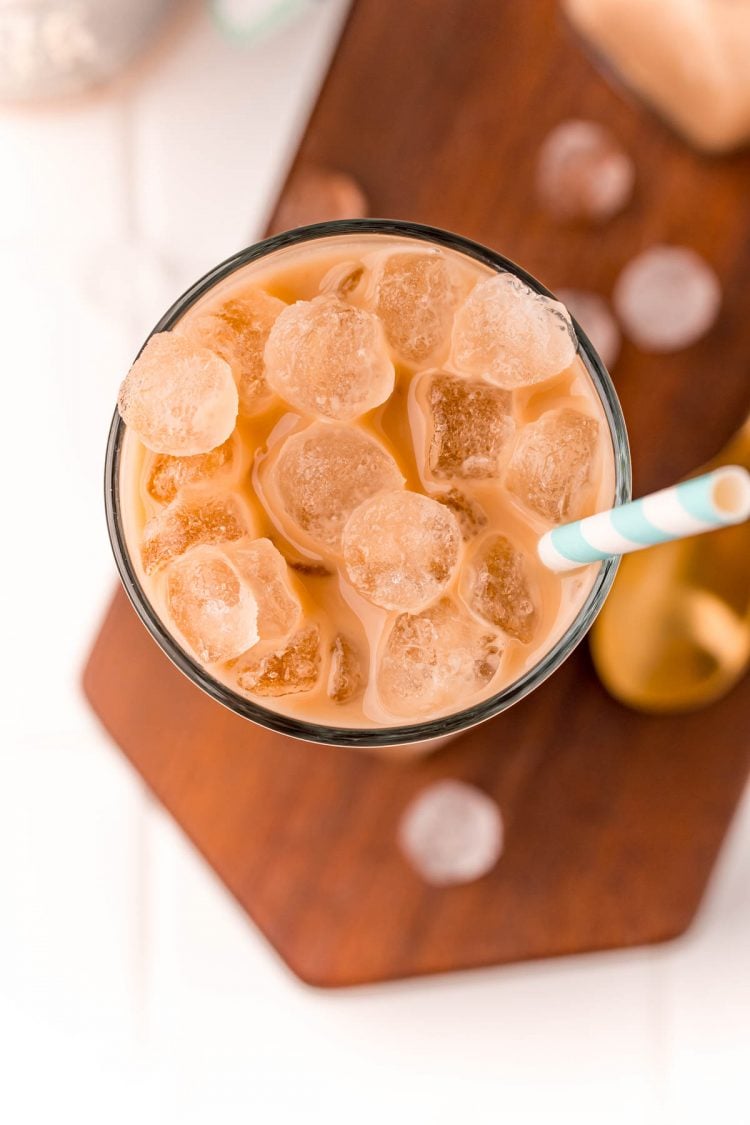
[105,218,632,748]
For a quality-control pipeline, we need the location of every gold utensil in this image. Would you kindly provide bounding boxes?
[590,415,750,712]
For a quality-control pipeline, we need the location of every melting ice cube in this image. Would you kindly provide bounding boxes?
[264,294,394,420]
[226,537,300,640]
[425,372,514,480]
[372,251,457,364]
[377,598,502,717]
[118,332,238,455]
[452,273,576,390]
[235,625,322,697]
[182,289,285,416]
[505,408,599,524]
[343,491,461,612]
[270,422,403,553]
[165,545,258,664]
[141,492,249,575]
[145,436,237,505]
[462,534,539,643]
[327,635,364,704]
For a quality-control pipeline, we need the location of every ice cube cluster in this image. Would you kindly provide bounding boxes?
[118,246,604,723]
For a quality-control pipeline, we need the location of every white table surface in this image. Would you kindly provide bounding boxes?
[1,4,748,1122]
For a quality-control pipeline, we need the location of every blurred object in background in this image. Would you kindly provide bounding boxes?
[79,240,186,343]
[613,245,722,354]
[536,119,634,224]
[0,0,176,101]
[563,0,750,152]
[557,289,621,369]
[268,164,368,234]
[398,780,504,887]
[211,0,329,43]
[591,415,750,712]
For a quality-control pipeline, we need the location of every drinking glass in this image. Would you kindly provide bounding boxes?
[105,219,631,750]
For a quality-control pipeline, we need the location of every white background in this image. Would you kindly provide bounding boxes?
[1,3,748,1122]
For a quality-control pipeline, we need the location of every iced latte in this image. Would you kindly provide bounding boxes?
[114,226,620,737]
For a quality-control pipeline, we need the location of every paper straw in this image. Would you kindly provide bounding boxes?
[538,466,750,574]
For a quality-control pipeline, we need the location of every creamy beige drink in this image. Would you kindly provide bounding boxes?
[117,232,616,731]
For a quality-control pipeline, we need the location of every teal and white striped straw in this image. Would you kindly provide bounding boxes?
[538,465,750,573]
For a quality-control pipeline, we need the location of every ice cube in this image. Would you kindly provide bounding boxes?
[270,422,404,553]
[165,545,258,664]
[145,435,237,505]
[372,252,457,364]
[556,288,621,369]
[319,260,365,299]
[613,245,721,353]
[535,119,634,223]
[225,537,300,640]
[506,408,599,523]
[342,491,461,612]
[117,332,238,455]
[434,489,488,541]
[182,289,285,415]
[425,372,514,479]
[452,273,576,389]
[327,635,364,703]
[236,625,321,697]
[377,598,502,717]
[463,534,539,643]
[141,492,249,575]
[263,295,395,420]
[398,780,504,886]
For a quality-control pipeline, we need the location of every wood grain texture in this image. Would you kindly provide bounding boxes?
[84,0,750,986]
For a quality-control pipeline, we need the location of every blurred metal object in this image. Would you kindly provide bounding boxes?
[591,414,750,712]
[0,0,176,101]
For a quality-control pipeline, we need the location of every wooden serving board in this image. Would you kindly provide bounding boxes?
[83,0,750,986]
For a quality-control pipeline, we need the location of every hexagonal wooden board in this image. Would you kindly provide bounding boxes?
[83,0,750,986]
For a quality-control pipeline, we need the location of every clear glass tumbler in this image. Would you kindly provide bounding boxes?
[105,219,631,751]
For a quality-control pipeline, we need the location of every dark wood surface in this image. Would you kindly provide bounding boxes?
[84,0,750,986]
